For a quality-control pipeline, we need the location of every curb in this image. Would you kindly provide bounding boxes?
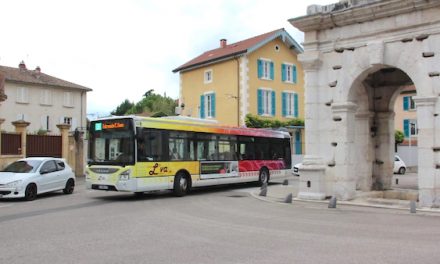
[250,189,440,215]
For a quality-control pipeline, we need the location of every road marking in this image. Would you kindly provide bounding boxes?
[0,204,13,208]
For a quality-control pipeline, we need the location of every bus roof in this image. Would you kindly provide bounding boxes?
[95,115,290,139]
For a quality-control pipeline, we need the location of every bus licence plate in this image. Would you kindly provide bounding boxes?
[98,185,109,190]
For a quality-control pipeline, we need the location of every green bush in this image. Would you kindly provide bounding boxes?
[245,114,304,128]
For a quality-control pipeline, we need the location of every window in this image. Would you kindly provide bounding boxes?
[138,129,165,161]
[257,89,275,116]
[41,115,50,131]
[200,92,216,119]
[63,92,74,107]
[282,63,297,83]
[403,119,418,137]
[16,87,29,104]
[403,96,415,111]
[17,113,28,121]
[63,117,72,125]
[56,160,66,170]
[282,92,299,118]
[40,89,52,105]
[40,161,57,174]
[204,70,213,83]
[257,59,274,80]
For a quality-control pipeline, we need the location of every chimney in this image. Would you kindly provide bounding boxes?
[220,39,227,48]
[18,60,27,71]
[34,66,41,78]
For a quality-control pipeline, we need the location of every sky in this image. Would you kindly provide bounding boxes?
[0,0,335,118]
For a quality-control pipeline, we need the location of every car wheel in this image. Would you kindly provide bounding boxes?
[24,184,37,201]
[398,167,406,175]
[173,172,190,197]
[258,168,270,186]
[63,179,75,194]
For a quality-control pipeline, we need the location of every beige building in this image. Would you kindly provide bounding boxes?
[394,85,417,145]
[0,61,92,133]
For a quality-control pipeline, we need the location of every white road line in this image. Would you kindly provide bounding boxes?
[0,204,13,208]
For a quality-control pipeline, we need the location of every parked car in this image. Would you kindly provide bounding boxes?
[394,155,407,174]
[292,163,301,176]
[0,157,75,201]
[293,156,406,176]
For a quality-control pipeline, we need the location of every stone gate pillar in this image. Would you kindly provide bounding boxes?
[57,123,71,160]
[332,102,358,200]
[373,112,395,190]
[414,96,438,207]
[12,120,30,157]
[0,118,4,156]
[297,52,327,200]
[355,112,374,191]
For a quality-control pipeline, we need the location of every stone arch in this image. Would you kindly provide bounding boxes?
[290,0,440,207]
[344,65,417,193]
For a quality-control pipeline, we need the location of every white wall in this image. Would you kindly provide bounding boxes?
[1,82,86,133]
[396,145,418,168]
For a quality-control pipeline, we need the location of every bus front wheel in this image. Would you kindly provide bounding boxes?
[173,172,190,197]
[258,169,270,186]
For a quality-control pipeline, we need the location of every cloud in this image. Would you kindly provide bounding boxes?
[0,0,335,115]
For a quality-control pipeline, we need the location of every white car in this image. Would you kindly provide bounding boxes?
[394,155,407,175]
[292,163,301,176]
[0,157,75,201]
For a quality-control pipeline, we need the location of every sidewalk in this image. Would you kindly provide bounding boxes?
[251,177,440,214]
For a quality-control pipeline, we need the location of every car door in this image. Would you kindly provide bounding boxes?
[55,160,70,189]
[39,160,59,192]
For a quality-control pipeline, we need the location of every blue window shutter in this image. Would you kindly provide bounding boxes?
[257,60,262,79]
[403,96,409,111]
[270,62,274,80]
[403,119,410,137]
[257,89,263,115]
[282,92,287,117]
[293,65,297,83]
[294,93,299,117]
[271,91,275,116]
[281,64,286,82]
[200,95,205,118]
[295,131,302,154]
[211,93,216,118]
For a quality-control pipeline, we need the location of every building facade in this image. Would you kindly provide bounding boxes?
[0,61,92,133]
[173,29,304,127]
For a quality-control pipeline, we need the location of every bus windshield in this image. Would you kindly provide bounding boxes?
[89,119,135,166]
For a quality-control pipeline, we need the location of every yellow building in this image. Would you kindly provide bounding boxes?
[173,28,304,127]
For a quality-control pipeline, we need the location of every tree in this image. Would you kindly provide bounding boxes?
[395,130,404,144]
[111,99,134,116]
[395,130,404,152]
[112,91,177,117]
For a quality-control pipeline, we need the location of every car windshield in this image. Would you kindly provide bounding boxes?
[1,160,42,173]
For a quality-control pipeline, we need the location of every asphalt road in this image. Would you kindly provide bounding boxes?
[1,177,439,264]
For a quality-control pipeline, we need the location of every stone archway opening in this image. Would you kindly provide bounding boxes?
[348,66,417,196]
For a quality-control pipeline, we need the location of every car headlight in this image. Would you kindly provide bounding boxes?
[5,180,22,188]
[119,170,131,181]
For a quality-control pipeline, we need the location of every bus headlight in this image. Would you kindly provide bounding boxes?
[119,170,131,181]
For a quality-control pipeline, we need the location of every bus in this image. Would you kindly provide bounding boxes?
[86,116,292,196]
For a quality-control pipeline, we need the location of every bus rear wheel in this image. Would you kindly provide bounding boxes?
[173,172,190,197]
[258,169,270,186]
